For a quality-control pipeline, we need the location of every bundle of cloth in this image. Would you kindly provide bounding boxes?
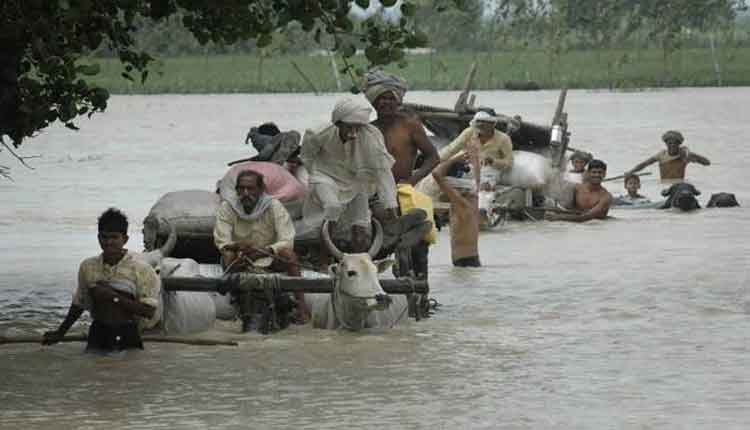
[217,161,307,220]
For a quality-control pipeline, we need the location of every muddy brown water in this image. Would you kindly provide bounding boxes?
[1,89,749,429]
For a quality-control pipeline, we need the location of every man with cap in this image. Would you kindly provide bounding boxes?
[439,111,514,186]
[300,98,398,266]
[564,150,593,184]
[626,130,711,182]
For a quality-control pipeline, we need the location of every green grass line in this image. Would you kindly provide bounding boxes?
[88,47,750,94]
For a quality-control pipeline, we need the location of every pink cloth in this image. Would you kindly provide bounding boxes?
[218,161,307,203]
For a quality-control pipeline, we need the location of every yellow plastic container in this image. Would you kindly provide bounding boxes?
[397,183,438,245]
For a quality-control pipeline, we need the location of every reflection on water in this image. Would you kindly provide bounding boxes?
[2,89,750,429]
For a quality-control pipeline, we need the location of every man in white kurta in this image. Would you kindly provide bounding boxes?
[300,98,398,254]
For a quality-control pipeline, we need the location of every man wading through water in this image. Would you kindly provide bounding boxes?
[43,208,161,352]
[364,70,439,279]
[626,130,711,182]
[546,159,613,222]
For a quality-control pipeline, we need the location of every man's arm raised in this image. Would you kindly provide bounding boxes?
[626,156,658,176]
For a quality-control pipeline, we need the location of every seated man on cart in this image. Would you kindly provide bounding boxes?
[214,169,309,332]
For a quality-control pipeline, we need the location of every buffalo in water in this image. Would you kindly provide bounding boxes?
[659,183,702,212]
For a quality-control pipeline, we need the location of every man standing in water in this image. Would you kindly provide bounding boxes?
[214,169,308,331]
[364,70,439,278]
[626,130,711,182]
[432,153,481,267]
[42,208,161,351]
[364,70,439,186]
[546,159,612,222]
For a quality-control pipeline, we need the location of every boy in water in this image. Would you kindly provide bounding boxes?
[613,174,651,205]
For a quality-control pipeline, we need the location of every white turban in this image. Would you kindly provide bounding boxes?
[470,111,497,128]
[331,98,372,125]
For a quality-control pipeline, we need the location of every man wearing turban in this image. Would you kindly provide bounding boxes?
[299,98,398,265]
[363,70,439,279]
[626,130,711,182]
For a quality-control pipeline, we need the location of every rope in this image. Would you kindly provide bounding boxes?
[245,247,320,272]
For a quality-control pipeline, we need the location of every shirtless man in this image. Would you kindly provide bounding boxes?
[364,70,439,278]
[364,71,439,186]
[432,153,480,267]
[546,159,612,222]
[626,130,710,182]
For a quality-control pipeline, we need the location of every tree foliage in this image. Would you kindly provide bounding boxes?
[0,0,448,148]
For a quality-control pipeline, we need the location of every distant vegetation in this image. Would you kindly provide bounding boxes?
[90,0,750,93]
[2,0,749,151]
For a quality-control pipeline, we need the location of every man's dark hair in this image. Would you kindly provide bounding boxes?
[98,208,128,233]
[624,173,640,184]
[257,122,280,136]
[587,159,607,171]
[236,170,264,189]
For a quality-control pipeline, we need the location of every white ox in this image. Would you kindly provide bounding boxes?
[134,225,225,334]
[307,220,410,330]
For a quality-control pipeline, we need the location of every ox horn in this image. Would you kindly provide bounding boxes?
[321,220,344,261]
[158,220,178,258]
[368,218,383,259]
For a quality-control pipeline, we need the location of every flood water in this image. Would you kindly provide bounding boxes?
[1,89,749,429]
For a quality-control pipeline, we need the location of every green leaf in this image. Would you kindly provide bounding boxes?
[355,0,370,9]
[341,43,356,58]
[381,0,398,7]
[401,2,416,17]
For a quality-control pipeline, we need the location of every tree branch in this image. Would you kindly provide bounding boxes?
[1,135,40,170]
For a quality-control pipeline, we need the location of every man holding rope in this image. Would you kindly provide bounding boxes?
[214,169,309,332]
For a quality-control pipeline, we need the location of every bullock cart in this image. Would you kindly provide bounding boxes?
[406,63,576,227]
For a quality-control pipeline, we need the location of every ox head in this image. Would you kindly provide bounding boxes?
[322,219,395,330]
[661,182,701,212]
[138,220,178,268]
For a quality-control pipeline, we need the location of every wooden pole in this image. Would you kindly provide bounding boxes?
[454,61,477,112]
[330,56,342,91]
[603,171,653,183]
[291,61,319,95]
[709,33,723,86]
[1,334,238,346]
[162,274,429,295]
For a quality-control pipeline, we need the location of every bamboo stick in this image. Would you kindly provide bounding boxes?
[162,275,429,295]
[603,172,652,183]
[1,334,238,346]
[291,61,319,95]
